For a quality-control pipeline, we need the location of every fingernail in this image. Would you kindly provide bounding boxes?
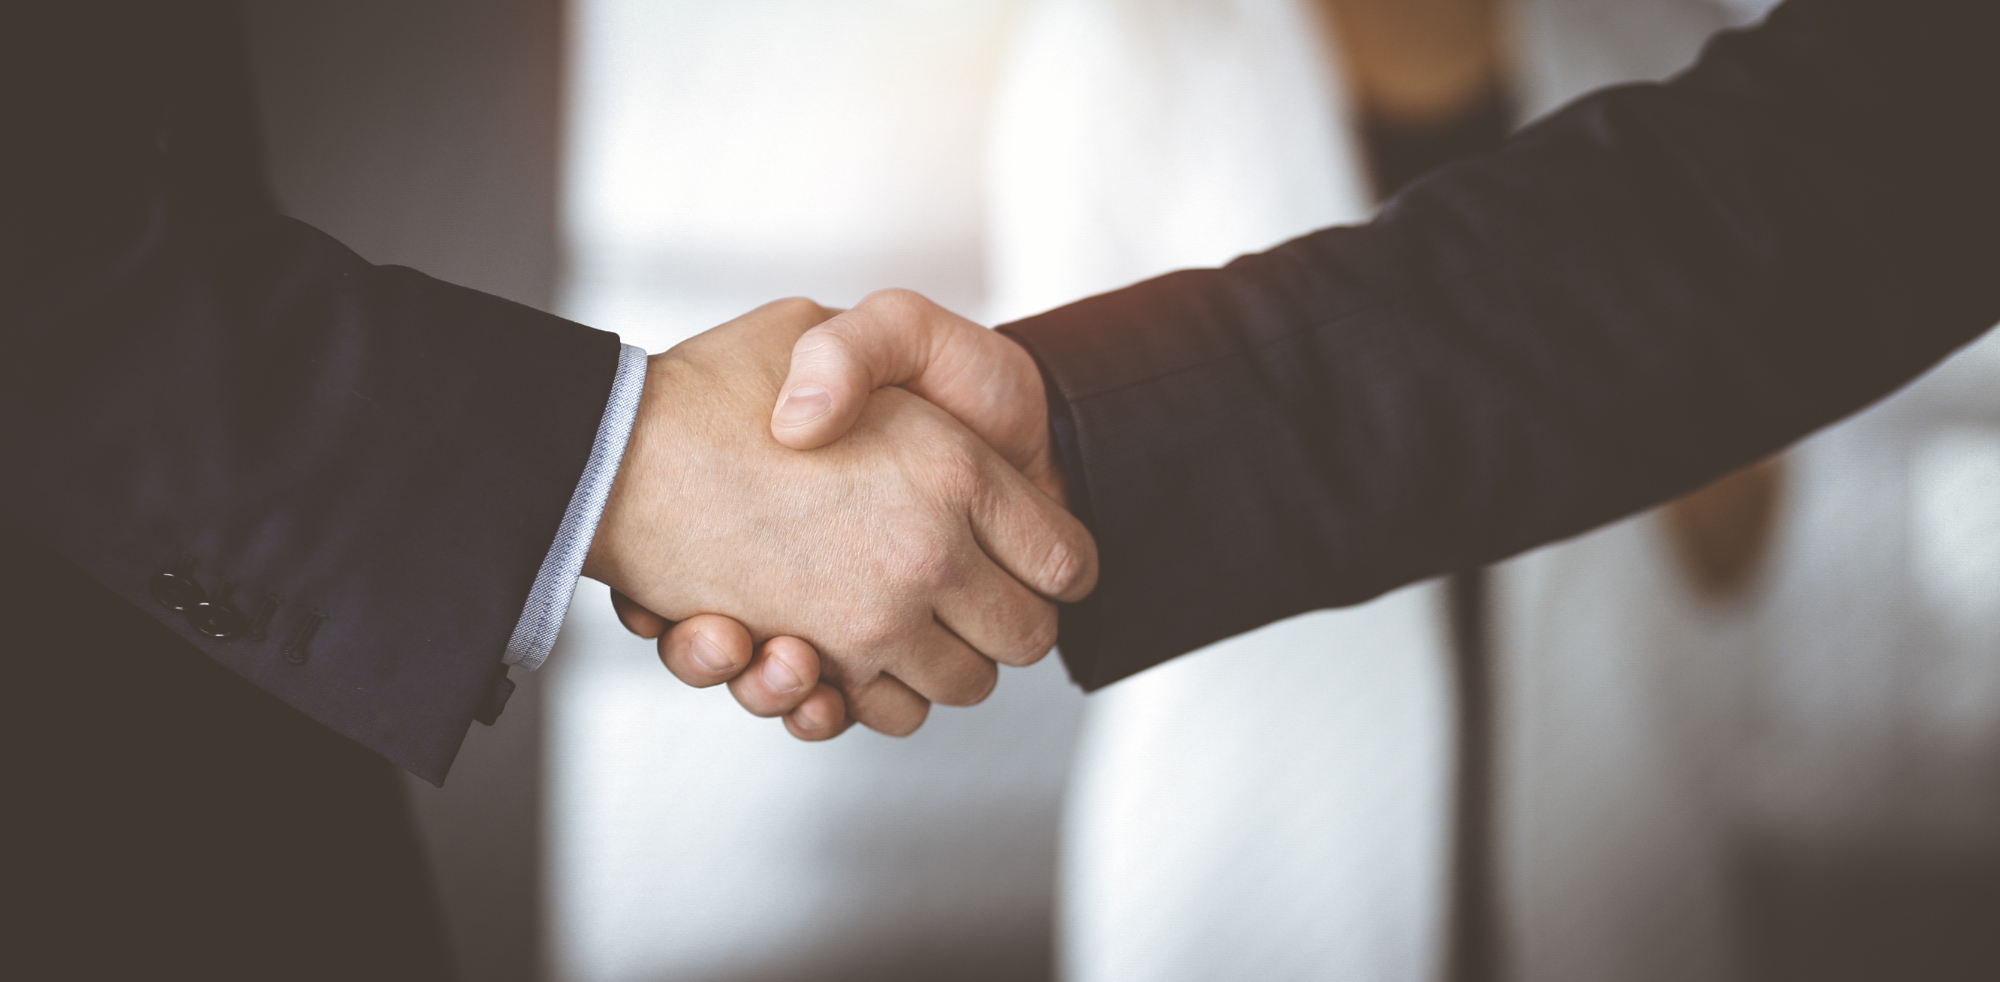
[774,387,830,427]
[690,633,733,673]
[763,654,804,693]
[795,704,827,730]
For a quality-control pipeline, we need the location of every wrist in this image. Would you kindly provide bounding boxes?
[583,352,676,588]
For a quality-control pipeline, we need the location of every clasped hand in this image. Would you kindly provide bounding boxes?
[581,293,1091,739]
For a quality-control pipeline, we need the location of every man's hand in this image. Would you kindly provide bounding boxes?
[770,290,1066,506]
[607,594,851,741]
[584,299,1097,737]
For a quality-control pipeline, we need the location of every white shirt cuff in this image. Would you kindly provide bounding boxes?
[503,342,648,669]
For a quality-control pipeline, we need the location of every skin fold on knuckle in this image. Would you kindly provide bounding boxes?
[790,322,850,364]
[871,514,961,602]
[789,685,845,733]
[1007,605,1059,667]
[842,603,910,660]
[911,433,984,516]
[1043,524,1101,600]
[871,714,923,738]
[863,287,925,320]
[1033,539,1085,600]
[862,289,945,371]
[859,689,929,737]
[789,322,865,391]
[940,662,999,707]
[770,296,826,324]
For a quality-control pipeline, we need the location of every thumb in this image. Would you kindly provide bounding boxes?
[770,289,965,451]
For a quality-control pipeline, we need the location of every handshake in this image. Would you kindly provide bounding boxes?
[580,290,1095,740]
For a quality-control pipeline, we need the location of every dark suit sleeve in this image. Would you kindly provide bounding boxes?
[1000,0,2000,691]
[0,4,618,783]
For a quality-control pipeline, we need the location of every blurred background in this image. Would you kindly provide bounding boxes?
[239,1,2000,980]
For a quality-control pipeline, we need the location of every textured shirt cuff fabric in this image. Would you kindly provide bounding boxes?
[504,342,648,670]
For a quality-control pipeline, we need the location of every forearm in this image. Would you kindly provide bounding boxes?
[2,199,621,781]
[2,5,623,778]
[1004,0,2000,687]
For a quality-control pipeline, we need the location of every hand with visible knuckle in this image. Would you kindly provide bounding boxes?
[792,327,845,361]
[599,296,1101,740]
[945,665,999,707]
[1023,610,1060,662]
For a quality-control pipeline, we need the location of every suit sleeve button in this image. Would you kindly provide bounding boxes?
[188,600,248,640]
[150,571,207,612]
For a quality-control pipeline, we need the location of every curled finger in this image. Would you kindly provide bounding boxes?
[728,635,823,718]
[784,684,853,741]
[657,614,754,688]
